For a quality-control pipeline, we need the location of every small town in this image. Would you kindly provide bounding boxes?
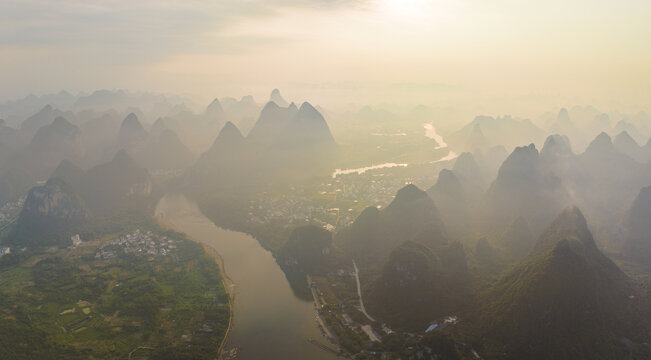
[306,270,469,359]
[0,197,24,228]
[246,168,435,232]
[0,246,10,258]
[94,229,176,260]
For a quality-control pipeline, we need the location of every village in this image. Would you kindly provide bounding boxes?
[306,269,463,359]
[0,197,24,228]
[0,197,25,258]
[94,229,177,260]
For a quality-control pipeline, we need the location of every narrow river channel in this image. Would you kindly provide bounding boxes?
[155,193,341,360]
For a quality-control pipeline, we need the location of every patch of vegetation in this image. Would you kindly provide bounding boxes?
[0,224,230,359]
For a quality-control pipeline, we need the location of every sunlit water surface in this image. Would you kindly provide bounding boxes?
[155,194,340,360]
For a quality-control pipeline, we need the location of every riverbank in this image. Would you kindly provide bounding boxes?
[155,214,235,360]
[306,274,337,341]
[156,194,342,360]
[201,243,236,359]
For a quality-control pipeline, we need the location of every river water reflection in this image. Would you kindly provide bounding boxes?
[155,194,340,360]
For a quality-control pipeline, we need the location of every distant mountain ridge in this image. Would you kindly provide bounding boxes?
[449,115,545,153]
[189,98,337,191]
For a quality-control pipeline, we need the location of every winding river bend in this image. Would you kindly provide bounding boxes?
[155,194,340,360]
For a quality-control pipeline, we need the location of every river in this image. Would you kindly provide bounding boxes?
[423,123,448,149]
[331,162,408,178]
[155,194,341,360]
[331,124,453,178]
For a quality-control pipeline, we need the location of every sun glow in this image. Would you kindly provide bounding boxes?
[381,0,427,19]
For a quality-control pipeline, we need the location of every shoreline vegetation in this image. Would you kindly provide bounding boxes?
[0,214,230,359]
[155,214,236,360]
[306,273,348,358]
[200,243,236,360]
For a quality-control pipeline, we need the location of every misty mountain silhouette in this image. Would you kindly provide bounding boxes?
[621,186,651,261]
[452,152,484,188]
[20,104,77,136]
[136,128,195,171]
[278,225,338,276]
[221,95,260,135]
[474,206,646,360]
[48,150,154,215]
[485,143,569,233]
[427,169,473,240]
[500,215,534,258]
[613,131,645,162]
[10,178,89,246]
[540,134,573,159]
[366,239,470,330]
[337,184,445,269]
[247,101,298,146]
[117,112,148,149]
[190,100,336,191]
[205,98,225,119]
[450,115,545,153]
[270,88,289,107]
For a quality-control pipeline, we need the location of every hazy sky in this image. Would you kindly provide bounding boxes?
[1,0,650,112]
